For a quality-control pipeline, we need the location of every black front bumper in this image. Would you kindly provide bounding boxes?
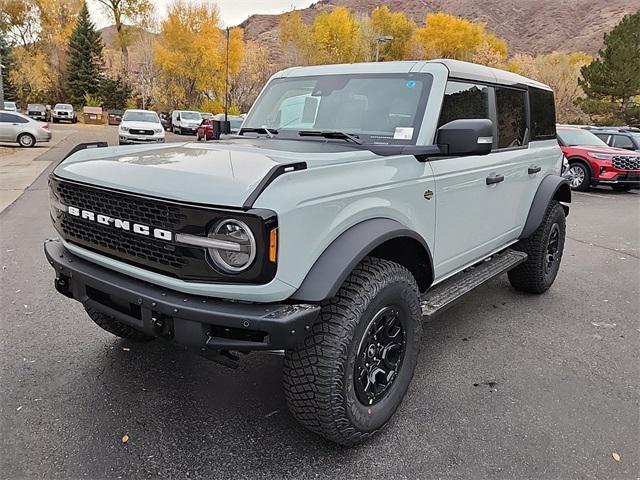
[44,239,320,352]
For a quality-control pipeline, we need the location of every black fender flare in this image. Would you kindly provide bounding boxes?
[291,218,433,302]
[520,174,571,239]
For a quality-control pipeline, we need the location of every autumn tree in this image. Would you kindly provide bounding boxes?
[95,0,152,70]
[229,41,273,113]
[369,6,415,61]
[100,74,132,109]
[154,1,243,110]
[409,13,507,64]
[66,2,105,106]
[512,52,591,123]
[0,0,39,49]
[579,11,640,124]
[0,35,17,101]
[280,11,312,66]
[311,7,361,64]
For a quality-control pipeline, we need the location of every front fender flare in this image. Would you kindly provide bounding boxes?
[290,218,433,302]
[520,174,571,239]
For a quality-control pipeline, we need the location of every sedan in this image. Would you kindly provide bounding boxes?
[118,109,165,145]
[0,111,51,147]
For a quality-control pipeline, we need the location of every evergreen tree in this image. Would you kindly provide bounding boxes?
[100,75,132,110]
[66,2,104,107]
[0,36,17,102]
[579,11,640,123]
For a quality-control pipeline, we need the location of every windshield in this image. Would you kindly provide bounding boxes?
[557,128,607,146]
[55,104,73,111]
[181,111,201,121]
[28,104,45,111]
[4,102,16,108]
[243,73,432,144]
[123,111,159,123]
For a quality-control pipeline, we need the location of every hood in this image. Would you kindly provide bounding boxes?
[53,140,378,207]
[120,120,162,130]
[563,145,633,155]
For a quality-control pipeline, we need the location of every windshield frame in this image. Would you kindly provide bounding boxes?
[122,110,160,123]
[557,128,608,147]
[242,73,433,146]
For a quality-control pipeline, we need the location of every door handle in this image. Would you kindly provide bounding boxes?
[486,174,505,185]
[528,166,541,174]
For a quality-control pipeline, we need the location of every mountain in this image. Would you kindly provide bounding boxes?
[240,0,640,60]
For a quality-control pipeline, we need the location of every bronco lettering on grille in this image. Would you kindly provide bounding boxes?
[67,205,173,241]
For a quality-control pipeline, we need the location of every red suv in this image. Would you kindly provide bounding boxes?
[557,126,640,191]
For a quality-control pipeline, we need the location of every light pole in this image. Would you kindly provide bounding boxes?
[375,35,393,62]
[224,27,229,122]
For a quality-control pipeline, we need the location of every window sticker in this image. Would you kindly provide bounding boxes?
[393,127,414,139]
[405,80,417,89]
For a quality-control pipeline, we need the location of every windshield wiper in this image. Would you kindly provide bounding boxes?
[298,130,363,145]
[239,126,278,137]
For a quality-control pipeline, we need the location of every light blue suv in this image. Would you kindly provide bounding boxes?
[45,60,570,445]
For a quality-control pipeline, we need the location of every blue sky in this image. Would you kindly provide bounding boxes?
[88,0,316,29]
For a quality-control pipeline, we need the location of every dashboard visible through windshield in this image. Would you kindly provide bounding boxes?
[242,73,433,145]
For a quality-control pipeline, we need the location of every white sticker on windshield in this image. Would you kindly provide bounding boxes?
[394,127,414,140]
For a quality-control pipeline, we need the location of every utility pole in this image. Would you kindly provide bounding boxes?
[224,27,229,122]
[0,50,5,105]
[375,35,394,62]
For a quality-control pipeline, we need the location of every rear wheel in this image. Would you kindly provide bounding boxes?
[566,161,590,191]
[17,133,35,147]
[85,306,155,342]
[508,201,566,294]
[283,257,422,446]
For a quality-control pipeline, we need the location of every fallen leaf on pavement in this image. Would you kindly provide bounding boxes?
[611,452,620,461]
[122,434,129,443]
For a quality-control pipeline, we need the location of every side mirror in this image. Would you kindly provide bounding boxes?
[436,119,493,156]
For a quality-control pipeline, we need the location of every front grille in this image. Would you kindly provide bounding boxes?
[612,155,640,170]
[49,177,277,283]
[129,129,154,135]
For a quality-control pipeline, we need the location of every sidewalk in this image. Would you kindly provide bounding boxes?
[0,129,74,213]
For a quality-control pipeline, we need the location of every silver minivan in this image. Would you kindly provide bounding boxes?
[0,110,52,147]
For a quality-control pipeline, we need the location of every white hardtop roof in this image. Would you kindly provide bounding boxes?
[276,59,551,91]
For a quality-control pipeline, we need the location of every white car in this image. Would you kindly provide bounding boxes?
[118,109,165,145]
[3,101,18,112]
[0,110,51,147]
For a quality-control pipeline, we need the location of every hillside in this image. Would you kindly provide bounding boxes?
[240,0,640,61]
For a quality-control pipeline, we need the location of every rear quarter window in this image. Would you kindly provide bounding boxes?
[529,87,556,140]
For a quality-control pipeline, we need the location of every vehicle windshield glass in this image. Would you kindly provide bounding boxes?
[557,128,607,146]
[55,104,73,111]
[4,102,16,108]
[181,112,201,120]
[123,111,159,123]
[29,104,45,111]
[242,73,432,144]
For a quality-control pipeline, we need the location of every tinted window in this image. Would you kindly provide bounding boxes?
[529,87,556,140]
[438,81,489,128]
[0,113,28,123]
[612,134,635,149]
[593,133,610,143]
[496,88,528,148]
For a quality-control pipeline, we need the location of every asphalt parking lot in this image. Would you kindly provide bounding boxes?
[0,125,638,479]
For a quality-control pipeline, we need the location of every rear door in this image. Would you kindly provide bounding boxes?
[430,81,525,279]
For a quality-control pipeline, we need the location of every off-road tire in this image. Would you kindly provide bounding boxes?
[85,305,155,342]
[283,257,422,446]
[17,133,35,147]
[508,200,566,294]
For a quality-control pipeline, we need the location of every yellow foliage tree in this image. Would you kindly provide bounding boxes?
[154,1,243,109]
[280,11,312,66]
[310,7,361,64]
[8,46,54,103]
[370,6,415,61]
[409,13,507,63]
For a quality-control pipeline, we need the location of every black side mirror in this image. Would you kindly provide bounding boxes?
[436,119,493,156]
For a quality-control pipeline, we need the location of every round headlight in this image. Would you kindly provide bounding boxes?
[208,219,256,273]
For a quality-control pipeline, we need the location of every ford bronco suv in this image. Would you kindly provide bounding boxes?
[45,60,570,446]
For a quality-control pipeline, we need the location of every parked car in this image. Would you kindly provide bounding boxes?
[118,109,165,145]
[196,119,216,141]
[200,112,214,121]
[159,112,171,131]
[171,110,202,134]
[557,126,640,191]
[0,110,51,147]
[45,59,570,446]
[3,101,18,112]
[27,103,49,121]
[52,103,77,123]
[590,128,640,152]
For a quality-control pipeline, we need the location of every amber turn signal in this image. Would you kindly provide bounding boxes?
[269,228,278,263]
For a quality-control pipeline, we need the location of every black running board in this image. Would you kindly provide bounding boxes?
[421,249,528,319]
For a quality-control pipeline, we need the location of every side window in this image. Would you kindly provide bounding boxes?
[495,87,528,149]
[0,113,10,123]
[438,81,490,128]
[4,114,28,124]
[593,133,611,145]
[612,135,634,149]
[529,87,556,140]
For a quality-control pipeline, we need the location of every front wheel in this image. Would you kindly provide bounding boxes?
[283,257,422,446]
[566,161,590,191]
[17,133,35,147]
[508,201,566,294]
